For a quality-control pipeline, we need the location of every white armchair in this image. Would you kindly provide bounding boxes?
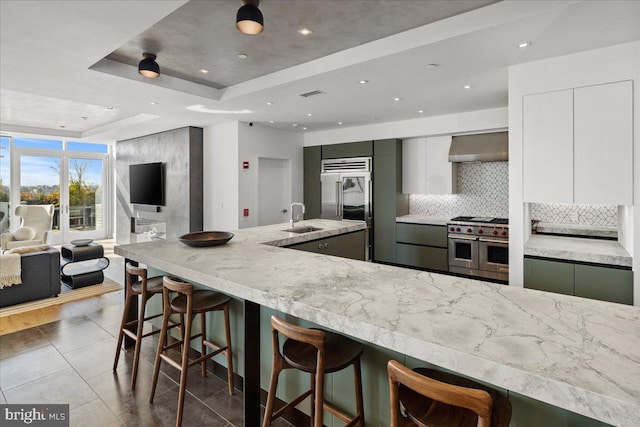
[1,204,55,251]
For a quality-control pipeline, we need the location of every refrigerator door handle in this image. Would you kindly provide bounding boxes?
[336,181,341,218]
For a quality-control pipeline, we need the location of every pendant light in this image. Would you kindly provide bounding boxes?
[236,0,263,35]
[138,53,160,78]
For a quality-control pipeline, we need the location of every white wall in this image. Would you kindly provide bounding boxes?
[303,107,508,146]
[203,121,240,231]
[203,122,303,230]
[508,41,640,305]
[238,123,303,228]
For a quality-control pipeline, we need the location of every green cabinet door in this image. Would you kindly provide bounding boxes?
[303,146,321,219]
[396,243,448,272]
[287,231,366,261]
[574,264,633,305]
[321,141,373,159]
[524,258,574,296]
[373,139,408,264]
[396,223,447,247]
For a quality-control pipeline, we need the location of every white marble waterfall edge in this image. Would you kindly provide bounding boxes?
[115,219,640,427]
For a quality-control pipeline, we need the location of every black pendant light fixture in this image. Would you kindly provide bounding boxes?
[236,0,263,35]
[138,53,160,78]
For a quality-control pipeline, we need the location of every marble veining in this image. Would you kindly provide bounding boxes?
[536,222,618,239]
[115,220,640,427]
[525,235,632,267]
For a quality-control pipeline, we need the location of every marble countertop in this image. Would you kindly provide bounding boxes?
[525,234,632,267]
[396,215,449,226]
[115,219,640,427]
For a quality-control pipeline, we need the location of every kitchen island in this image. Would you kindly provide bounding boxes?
[115,219,639,427]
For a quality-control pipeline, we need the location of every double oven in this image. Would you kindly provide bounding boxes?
[447,216,509,282]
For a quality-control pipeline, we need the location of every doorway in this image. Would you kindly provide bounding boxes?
[257,158,290,226]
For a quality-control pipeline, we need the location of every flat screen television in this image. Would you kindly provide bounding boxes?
[129,162,165,206]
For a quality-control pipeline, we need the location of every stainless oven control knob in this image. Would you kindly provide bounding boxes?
[478,229,483,234]
[502,231,507,236]
[450,227,455,231]
[467,228,472,233]
[456,227,461,232]
[493,230,498,235]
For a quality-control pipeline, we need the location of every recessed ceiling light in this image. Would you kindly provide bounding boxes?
[269,120,274,123]
[106,106,116,110]
[425,64,438,68]
[292,124,298,127]
[297,27,313,36]
[307,113,312,117]
[150,101,158,105]
[302,127,307,130]
[237,53,248,59]
[463,85,471,90]
[338,122,343,125]
[393,97,402,102]
[200,68,210,74]
[359,80,369,84]
[518,41,532,48]
[266,101,273,106]
[418,110,424,114]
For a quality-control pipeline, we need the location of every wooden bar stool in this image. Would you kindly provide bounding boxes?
[387,360,512,427]
[149,276,234,427]
[113,262,172,390]
[263,315,365,427]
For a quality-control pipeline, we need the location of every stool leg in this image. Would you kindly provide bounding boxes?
[223,303,234,395]
[113,290,133,371]
[150,303,171,403]
[131,293,148,390]
[354,358,365,427]
[200,312,207,378]
[262,358,283,427]
[176,313,193,427]
[309,373,316,427]
[313,367,325,427]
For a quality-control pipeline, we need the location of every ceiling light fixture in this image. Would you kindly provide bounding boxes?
[150,101,158,105]
[266,102,273,105]
[418,110,424,113]
[307,113,312,117]
[269,120,274,123]
[237,53,248,59]
[394,97,402,102]
[463,85,471,89]
[298,27,313,36]
[518,41,532,48]
[236,0,263,35]
[359,80,369,84]
[138,53,160,78]
[338,122,343,125]
[200,69,210,74]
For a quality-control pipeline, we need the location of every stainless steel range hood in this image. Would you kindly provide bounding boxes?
[448,131,508,162]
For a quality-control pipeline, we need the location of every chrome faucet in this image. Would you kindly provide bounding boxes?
[290,203,305,227]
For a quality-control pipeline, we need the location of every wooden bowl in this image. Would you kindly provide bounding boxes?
[178,231,234,247]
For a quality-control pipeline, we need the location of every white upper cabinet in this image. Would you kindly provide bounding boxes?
[523,89,574,203]
[574,81,633,205]
[402,136,456,195]
[523,80,633,205]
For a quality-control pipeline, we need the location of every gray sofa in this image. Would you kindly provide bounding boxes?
[0,248,61,308]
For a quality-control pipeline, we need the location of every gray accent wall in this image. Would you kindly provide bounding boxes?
[116,127,203,244]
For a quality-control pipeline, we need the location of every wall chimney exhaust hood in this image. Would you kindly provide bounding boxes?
[448,131,508,162]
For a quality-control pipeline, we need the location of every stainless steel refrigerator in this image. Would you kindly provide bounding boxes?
[320,157,372,224]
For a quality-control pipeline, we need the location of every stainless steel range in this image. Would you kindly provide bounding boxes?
[447,216,509,282]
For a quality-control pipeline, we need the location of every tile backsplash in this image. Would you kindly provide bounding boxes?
[409,161,618,227]
[410,161,509,218]
[530,203,617,227]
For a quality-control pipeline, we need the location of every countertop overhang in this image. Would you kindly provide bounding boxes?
[525,234,632,267]
[115,219,640,427]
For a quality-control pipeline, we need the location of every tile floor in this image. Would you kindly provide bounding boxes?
[0,292,294,427]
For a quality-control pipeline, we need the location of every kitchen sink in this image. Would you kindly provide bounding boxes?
[282,226,323,234]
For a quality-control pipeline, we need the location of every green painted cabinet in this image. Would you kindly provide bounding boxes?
[396,223,448,272]
[287,230,366,261]
[373,139,408,264]
[524,256,633,305]
[322,141,373,159]
[303,146,321,219]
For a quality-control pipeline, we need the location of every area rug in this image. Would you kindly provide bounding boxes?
[0,279,122,318]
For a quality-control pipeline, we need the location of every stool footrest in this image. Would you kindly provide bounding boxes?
[324,401,356,424]
[272,389,313,420]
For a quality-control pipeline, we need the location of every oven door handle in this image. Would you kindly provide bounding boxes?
[478,237,508,245]
[448,234,478,241]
